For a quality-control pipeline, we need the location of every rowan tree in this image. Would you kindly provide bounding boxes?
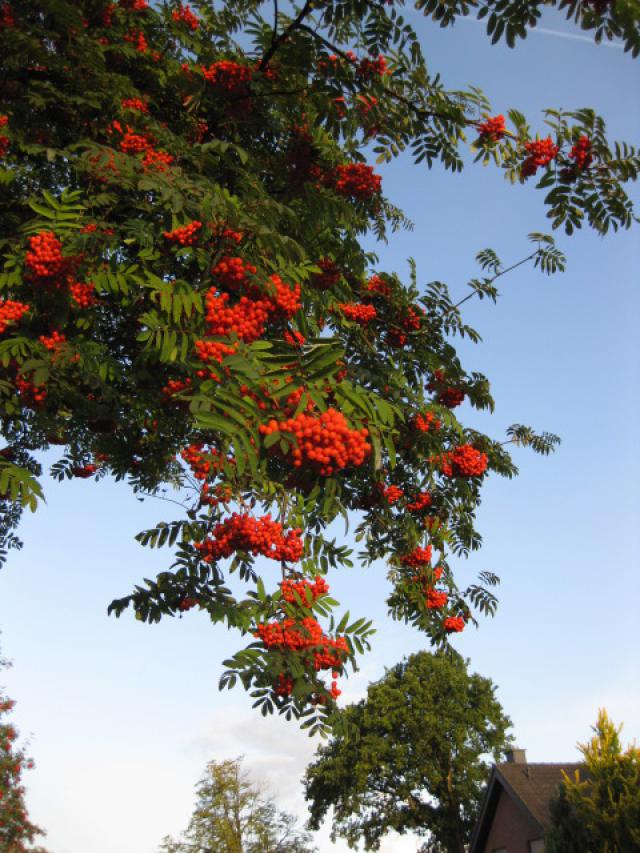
[0,0,638,731]
[546,709,640,853]
[303,651,511,852]
[0,651,48,853]
[158,756,316,852]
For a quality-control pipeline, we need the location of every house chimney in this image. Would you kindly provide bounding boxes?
[505,748,527,764]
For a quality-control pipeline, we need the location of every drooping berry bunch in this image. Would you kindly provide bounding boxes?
[201,60,253,93]
[172,3,199,30]
[25,231,65,279]
[428,370,465,408]
[39,330,66,351]
[195,512,304,563]
[180,443,228,480]
[356,53,389,78]
[448,444,488,477]
[281,575,329,604]
[163,221,203,245]
[69,280,97,308]
[327,164,382,200]
[0,300,29,334]
[521,136,559,178]
[0,114,9,158]
[401,545,433,569]
[211,255,257,288]
[412,411,441,433]
[337,302,377,325]
[569,135,593,170]
[121,97,149,113]
[406,490,432,512]
[259,407,371,476]
[477,114,506,142]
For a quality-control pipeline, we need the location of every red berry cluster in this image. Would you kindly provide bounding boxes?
[203,287,272,343]
[426,589,448,609]
[119,0,149,10]
[569,135,593,170]
[121,97,149,113]
[162,377,192,399]
[382,485,404,505]
[211,255,257,288]
[448,444,488,477]
[71,463,98,478]
[180,443,227,480]
[521,136,559,178]
[142,148,174,172]
[199,482,232,507]
[412,411,441,432]
[0,3,15,28]
[269,275,301,319]
[366,274,391,298]
[259,407,371,476]
[201,61,253,93]
[15,375,46,405]
[477,114,506,142]
[178,596,199,611]
[195,513,303,563]
[283,329,305,347]
[328,164,382,200]
[428,371,465,408]
[356,54,389,78]
[311,258,341,290]
[39,330,66,351]
[407,490,432,512]
[163,220,203,245]
[281,575,329,604]
[172,3,199,30]
[69,280,97,308]
[401,545,433,568]
[117,125,152,154]
[0,114,9,158]
[123,28,149,52]
[0,300,29,334]
[443,615,466,633]
[194,338,237,365]
[337,302,377,325]
[25,231,64,278]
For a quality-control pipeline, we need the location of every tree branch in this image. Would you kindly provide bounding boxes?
[453,251,538,310]
[259,0,315,71]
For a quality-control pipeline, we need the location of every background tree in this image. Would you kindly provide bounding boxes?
[0,649,48,853]
[0,0,638,730]
[546,708,640,853]
[303,651,512,852]
[158,756,316,853]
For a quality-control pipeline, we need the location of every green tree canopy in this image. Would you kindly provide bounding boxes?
[158,756,316,853]
[546,709,640,853]
[303,651,512,852]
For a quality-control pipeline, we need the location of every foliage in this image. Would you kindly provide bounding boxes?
[158,756,316,853]
[303,651,512,851]
[0,0,637,730]
[0,650,48,852]
[546,709,640,853]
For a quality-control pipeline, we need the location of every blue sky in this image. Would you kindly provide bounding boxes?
[1,8,639,853]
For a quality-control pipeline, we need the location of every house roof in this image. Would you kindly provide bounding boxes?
[469,762,584,853]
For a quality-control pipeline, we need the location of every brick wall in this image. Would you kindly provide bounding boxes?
[482,787,544,853]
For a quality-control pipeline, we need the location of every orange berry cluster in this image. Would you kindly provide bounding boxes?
[212,255,257,288]
[203,287,271,343]
[366,274,391,297]
[119,0,149,10]
[0,114,8,158]
[401,545,433,569]
[201,60,253,92]
[283,329,305,347]
[162,377,192,399]
[274,673,294,696]
[257,617,348,672]
[521,136,559,178]
[426,589,448,609]
[382,485,404,505]
[0,300,29,334]
[121,97,149,113]
[281,575,329,604]
[329,164,382,200]
[39,330,66,351]
[407,490,432,512]
[337,302,377,325]
[180,443,227,480]
[412,411,441,432]
[443,615,466,633]
[142,148,174,172]
[428,371,465,408]
[449,444,488,477]
[199,482,232,507]
[478,114,506,142]
[118,128,152,154]
[569,135,593,170]
[195,513,303,563]
[25,231,64,278]
[123,28,149,52]
[69,280,97,308]
[270,276,301,319]
[402,306,423,331]
[163,220,202,245]
[172,3,199,30]
[259,407,371,476]
[194,338,238,365]
[71,463,98,478]
[356,53,389,78]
